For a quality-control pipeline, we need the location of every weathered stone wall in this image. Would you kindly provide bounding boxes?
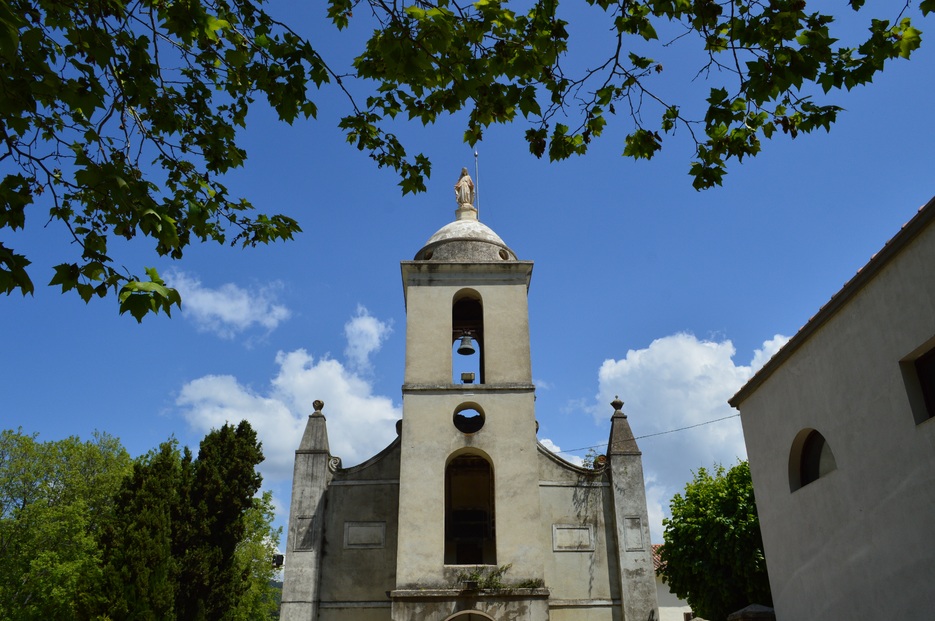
[391,589,551,621]
[538,446,619,616]
[317,440,401,617]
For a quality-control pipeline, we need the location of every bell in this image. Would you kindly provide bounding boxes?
[456,334,476,356]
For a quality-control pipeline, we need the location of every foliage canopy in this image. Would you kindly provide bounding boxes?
[659,461,771,621]
[1,0,931,317]
[0,423,279,620]
[1,0,318,318]
[0,429,132,620]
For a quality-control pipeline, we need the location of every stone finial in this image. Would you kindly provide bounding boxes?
[608,395,639,455]
[298,399,330,451]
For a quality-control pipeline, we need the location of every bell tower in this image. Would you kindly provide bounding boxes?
[281,168,659,621]
[391,177,548,617]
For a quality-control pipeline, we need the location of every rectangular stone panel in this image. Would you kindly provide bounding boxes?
[344,521,386,549]
[624,516,644,551]
[552,524,594,551]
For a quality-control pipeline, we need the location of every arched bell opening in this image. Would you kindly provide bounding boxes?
[444,451,496,565]
[453,290,484,385]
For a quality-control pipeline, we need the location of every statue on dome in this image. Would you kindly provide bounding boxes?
[454,167,475,207]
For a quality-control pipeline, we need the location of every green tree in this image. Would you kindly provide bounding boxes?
[659,461,771,621]
[177,420,264,620]
[97,421,267,621]
[2,0,931,316]
[98,440,183,620]
[231,491,282,621]
[0,425,275,619]
[0,429,132,621]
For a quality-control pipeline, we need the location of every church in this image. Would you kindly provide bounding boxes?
[280,171,659,621]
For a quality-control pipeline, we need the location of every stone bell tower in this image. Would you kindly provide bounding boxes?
[280,170,658,621]
[391,178,549,618]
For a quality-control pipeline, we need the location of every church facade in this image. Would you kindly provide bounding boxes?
[280,179,659,621]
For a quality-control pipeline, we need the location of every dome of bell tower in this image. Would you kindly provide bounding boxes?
[414,205,518,262]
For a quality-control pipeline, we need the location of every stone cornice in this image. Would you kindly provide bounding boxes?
[402,382,535,395]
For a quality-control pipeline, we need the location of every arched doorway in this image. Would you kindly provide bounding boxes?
[443,611,496,621]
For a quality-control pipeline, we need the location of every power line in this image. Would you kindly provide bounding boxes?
[554,413,741,456]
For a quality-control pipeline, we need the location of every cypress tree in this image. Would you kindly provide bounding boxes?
[177,421,264,620]
[99,422,264,620]
[99,441,180,620]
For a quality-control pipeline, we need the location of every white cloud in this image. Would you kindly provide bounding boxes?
[167,270,291,339]
[176,349,400,483]
[344,305,393,372]
[749,333,789,371]
[539,437,561,453]
[644,473,668,546]
[539,437,584,467]
[175,305,401,489]
[595,332,789,542]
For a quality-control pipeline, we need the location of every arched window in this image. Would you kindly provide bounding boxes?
[445,453,496,565]
[901,342,935,424]
[453,290,484,384]
[789,429,837,492]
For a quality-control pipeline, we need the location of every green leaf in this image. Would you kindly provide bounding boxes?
[0,243,34,295]
[895,22,922,58]
[0,1,22,62]
[623,129,662,160]
[118,270,181,322]
[49,263,80,293]
[628,52,654,70]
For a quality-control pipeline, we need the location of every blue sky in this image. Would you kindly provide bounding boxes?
[3,3,934,543]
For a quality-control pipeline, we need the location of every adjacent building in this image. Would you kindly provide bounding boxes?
[730,197,935,619]
[651,545,700,621]
[280,179,659,621]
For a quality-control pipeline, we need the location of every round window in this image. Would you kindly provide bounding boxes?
[453,407,485,434]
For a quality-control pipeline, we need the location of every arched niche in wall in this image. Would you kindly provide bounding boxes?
[452,289,484,384]
[445,450,496,565]
[788,428,837,492]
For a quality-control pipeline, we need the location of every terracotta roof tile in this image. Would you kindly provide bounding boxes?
[652,543,664,572]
